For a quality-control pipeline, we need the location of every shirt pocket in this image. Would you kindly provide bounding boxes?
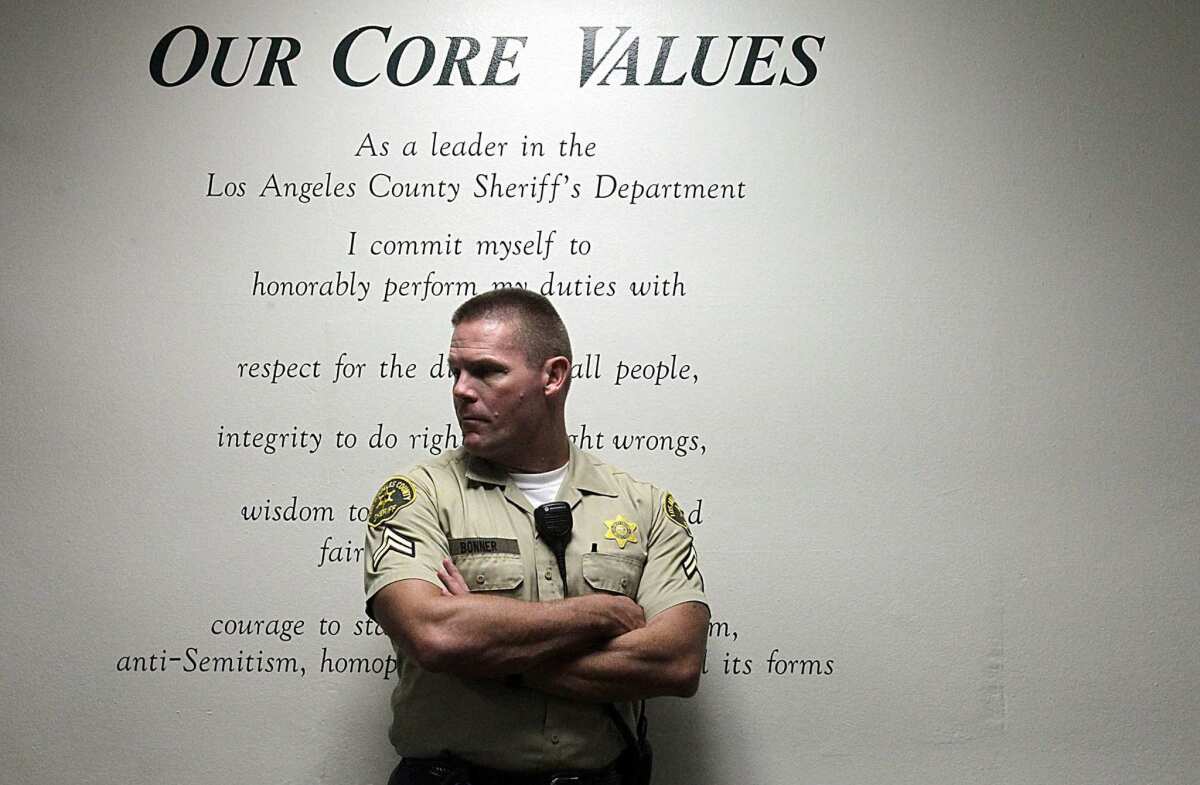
[452,554,525,593]
[582,552,643,599]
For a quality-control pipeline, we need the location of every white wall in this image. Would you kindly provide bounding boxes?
[2,2,1197,784]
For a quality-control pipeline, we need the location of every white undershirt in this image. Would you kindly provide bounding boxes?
[507,463,568,507]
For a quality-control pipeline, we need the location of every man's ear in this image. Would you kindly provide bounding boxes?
[543,356,571,396]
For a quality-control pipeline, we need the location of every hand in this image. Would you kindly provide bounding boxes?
[590,594,646,637]
[437,558,471,596]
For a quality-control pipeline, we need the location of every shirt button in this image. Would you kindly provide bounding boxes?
[550,735,560,745]
[620,578,628,588]
[544,569,553,580]
[476,574,486,585]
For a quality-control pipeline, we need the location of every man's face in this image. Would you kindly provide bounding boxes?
[448,317,548,465]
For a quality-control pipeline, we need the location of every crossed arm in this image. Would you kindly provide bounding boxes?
[371,559,709,701]
[524,598,709,702]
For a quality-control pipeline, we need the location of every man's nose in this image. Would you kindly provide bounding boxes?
[452,373,476,401]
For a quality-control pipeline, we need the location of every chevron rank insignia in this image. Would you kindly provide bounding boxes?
[680,543,699,579]
[372,529,417,570]
[369,476,418,528]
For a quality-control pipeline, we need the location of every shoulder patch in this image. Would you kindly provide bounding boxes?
[369,476,418,528]
[663,492,690,534]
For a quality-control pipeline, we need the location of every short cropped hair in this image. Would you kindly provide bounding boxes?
[451,289,572,367]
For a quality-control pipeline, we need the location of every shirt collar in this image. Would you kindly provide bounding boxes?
[465,444,620,501]
[562,444,620,498]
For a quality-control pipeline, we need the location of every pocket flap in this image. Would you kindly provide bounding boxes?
[582,552,642,597]
[454,554,525,592]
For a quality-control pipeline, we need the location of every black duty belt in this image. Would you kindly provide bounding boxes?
[395,756,624,785]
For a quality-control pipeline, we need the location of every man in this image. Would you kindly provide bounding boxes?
[365,289,709,784]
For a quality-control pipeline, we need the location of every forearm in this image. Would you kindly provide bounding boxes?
[373,578,639,677]
[422,593,621,675]
[525,601,710,702]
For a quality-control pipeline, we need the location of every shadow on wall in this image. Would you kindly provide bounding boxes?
[653,691,745,783]
[315,681,400,785]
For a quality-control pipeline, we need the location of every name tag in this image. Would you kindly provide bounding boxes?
[449,537,520,556]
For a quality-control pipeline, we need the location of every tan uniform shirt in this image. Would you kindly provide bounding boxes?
[364,445,707,771]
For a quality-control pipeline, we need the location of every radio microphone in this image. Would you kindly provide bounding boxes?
[534,501,573,594]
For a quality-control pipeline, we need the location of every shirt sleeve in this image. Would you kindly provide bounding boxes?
[363,470,449,619]
[636,488,708,619]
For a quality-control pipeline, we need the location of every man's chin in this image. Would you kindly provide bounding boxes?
[462,437,518,468]
[461,434,491,457]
